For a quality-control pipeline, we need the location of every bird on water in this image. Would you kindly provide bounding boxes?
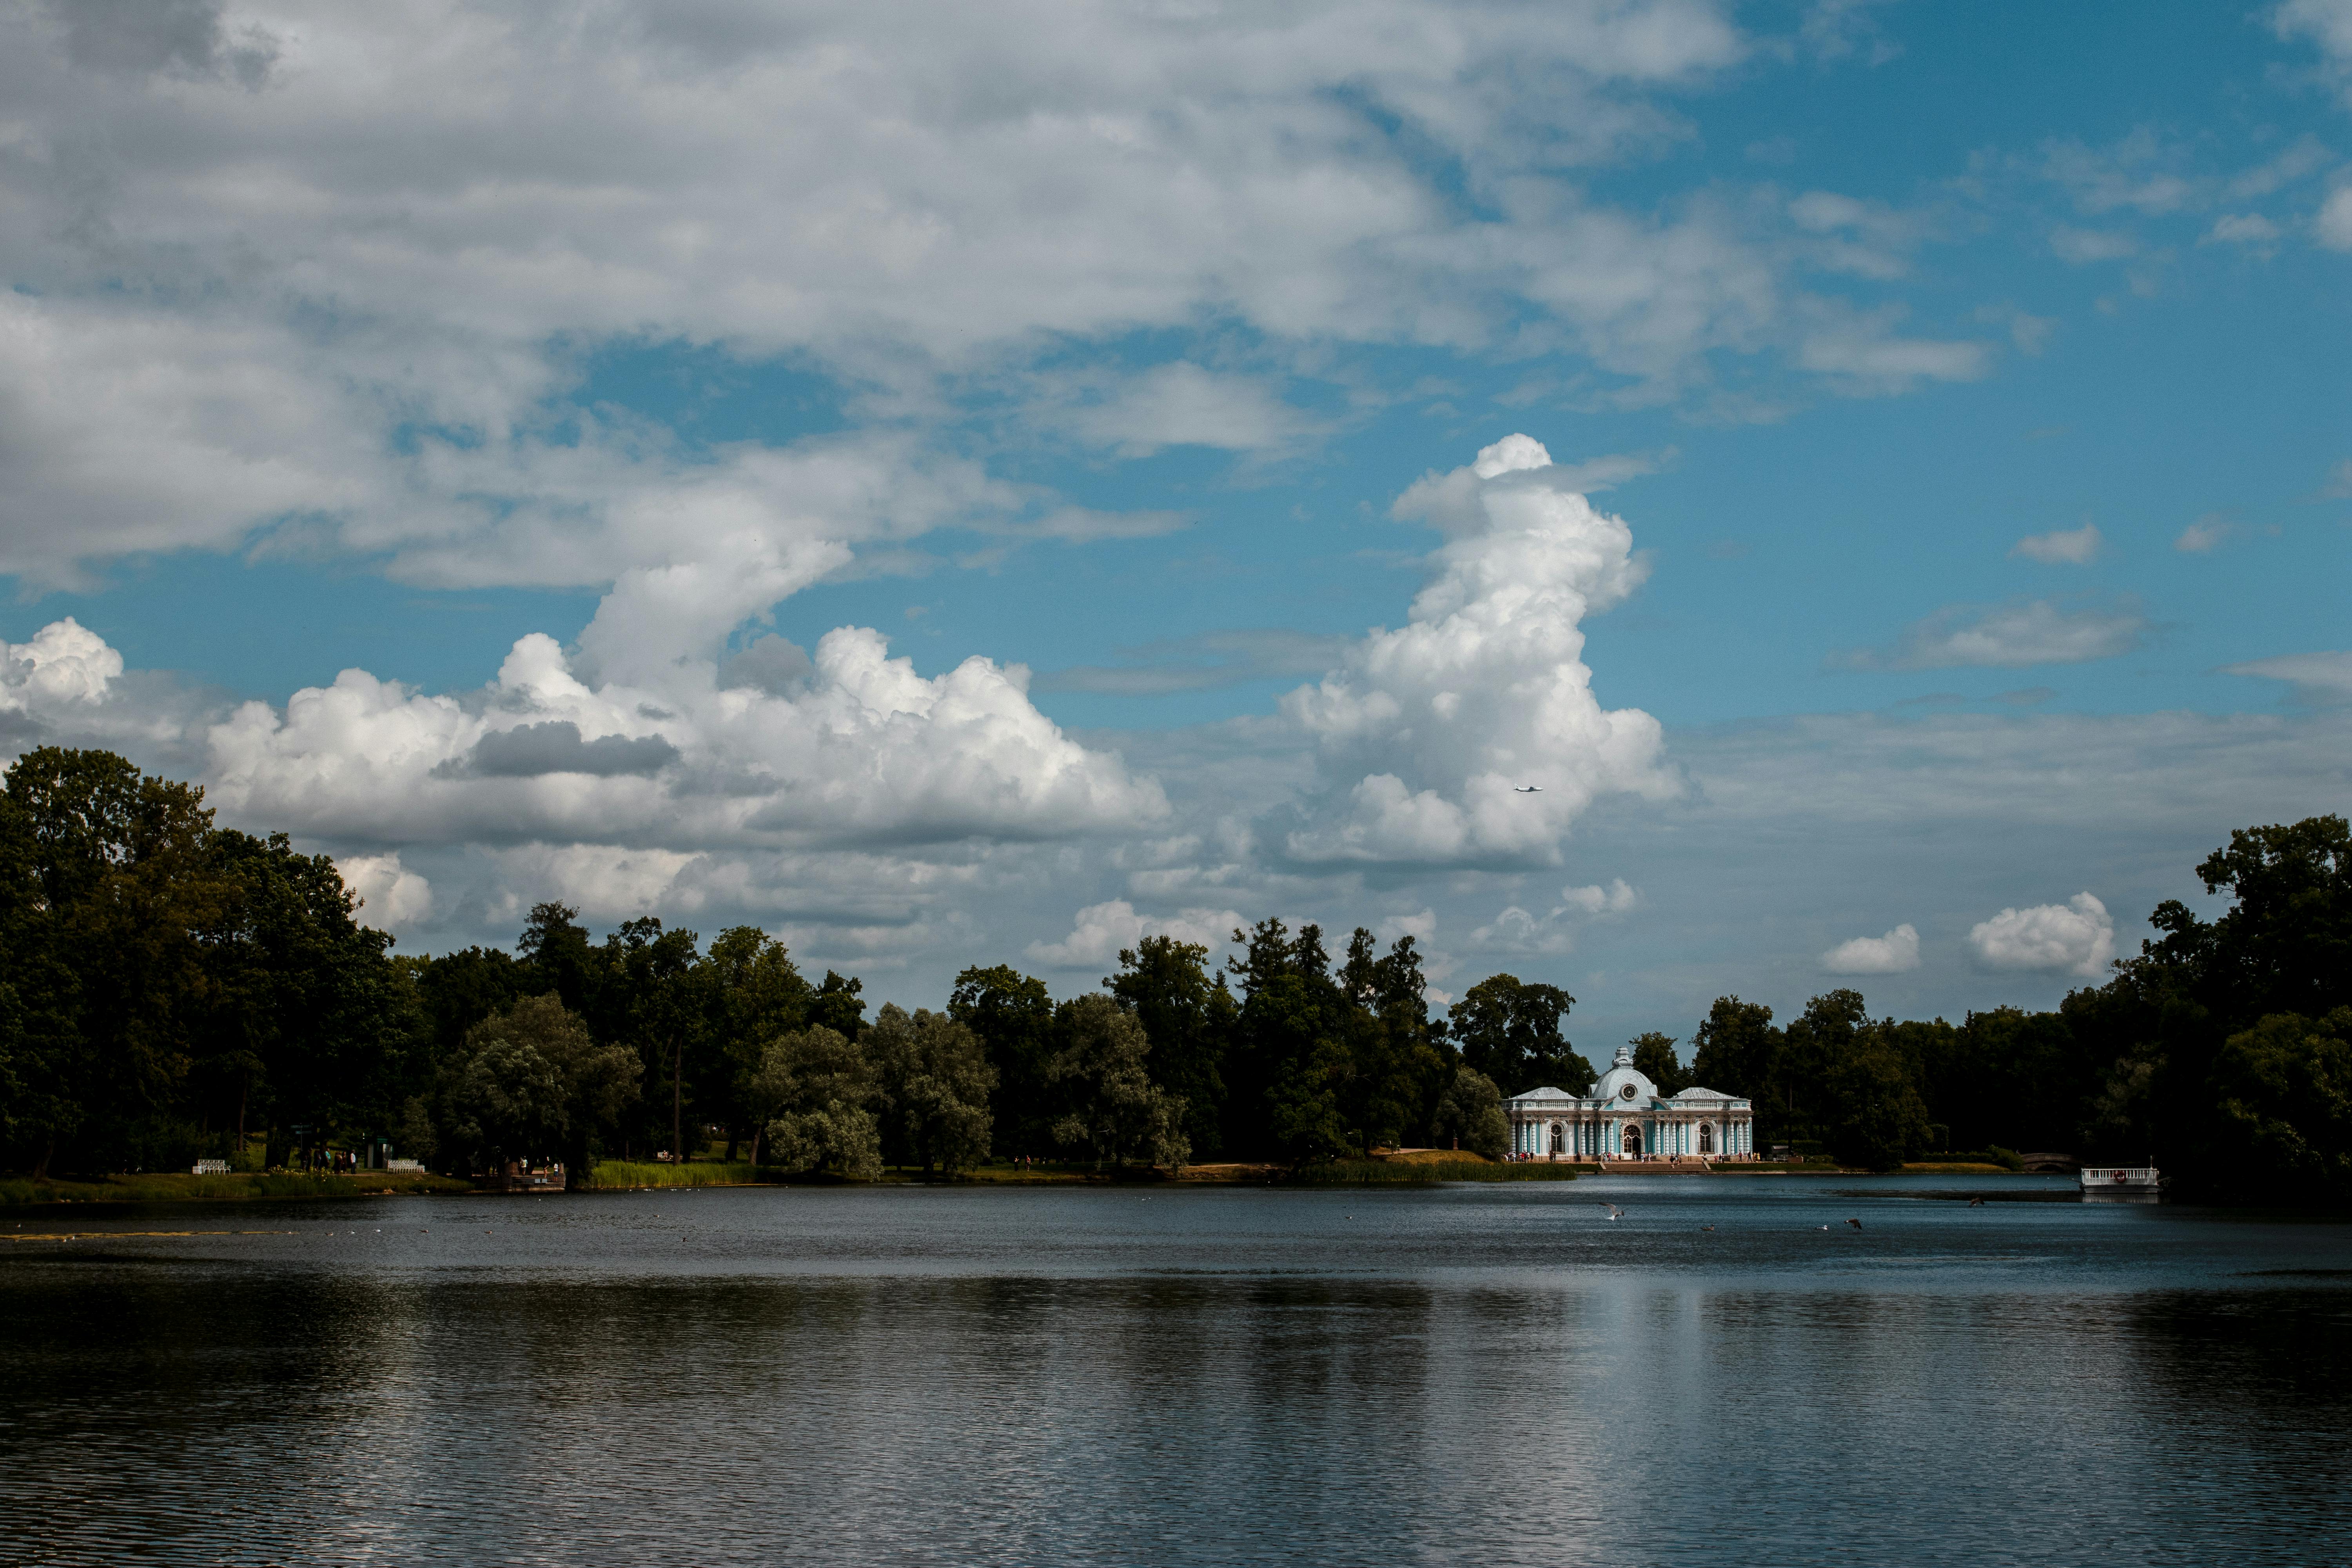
[1598,1203,1624,1221]
[1846,1218,1863,1230]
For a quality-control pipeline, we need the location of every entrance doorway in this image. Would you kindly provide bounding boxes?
[1549,1123,1564,1156]
[1698,1123,1714,1155]
[1621,1125,1642,1157]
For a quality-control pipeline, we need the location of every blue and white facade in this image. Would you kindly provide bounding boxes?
[1504,1045,1755,1161]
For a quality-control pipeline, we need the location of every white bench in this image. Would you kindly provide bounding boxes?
[191,1158,230,1175]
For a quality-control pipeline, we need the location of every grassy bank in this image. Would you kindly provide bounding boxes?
[581,1160,777,1188]
[0,1169,473,1206]
[1295,1158,1581,1184]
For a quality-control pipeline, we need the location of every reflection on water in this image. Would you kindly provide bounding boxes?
[5,1177,2350,1566]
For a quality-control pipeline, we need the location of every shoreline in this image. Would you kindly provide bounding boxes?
[5,1158,2027,1207]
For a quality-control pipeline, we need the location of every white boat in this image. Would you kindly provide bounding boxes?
[2079,1165,2160,1195]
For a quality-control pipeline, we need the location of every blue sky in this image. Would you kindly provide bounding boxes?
[1,0,2345,1055]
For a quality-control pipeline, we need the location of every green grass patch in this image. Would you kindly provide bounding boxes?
[581,1160,776,1188]
[1294,1159,1581,1184]
[0,1170,472,1206]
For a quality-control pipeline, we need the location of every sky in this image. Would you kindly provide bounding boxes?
[1,0,2347,1057]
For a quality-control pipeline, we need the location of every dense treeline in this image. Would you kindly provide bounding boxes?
[1,748,2343,1200]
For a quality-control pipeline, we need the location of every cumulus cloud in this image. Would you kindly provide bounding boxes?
[1280,436,1674,865]
[2011,523,2102,564]
[336,853,435,930]
[1967,893,2113,977]
[1025,900,1244,969]
[1821,923,1920,974]
[29,616,1174,853]
[1841,599,2149,670]
[1,617,123,712]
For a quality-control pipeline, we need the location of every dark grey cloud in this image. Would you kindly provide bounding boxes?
[51,0,275,87]
[448,721,679,779]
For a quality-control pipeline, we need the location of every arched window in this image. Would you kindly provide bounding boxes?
[1621,1124,1642,1157]
[1698,1123,1715,1154]
[1549,1123,1564,1155]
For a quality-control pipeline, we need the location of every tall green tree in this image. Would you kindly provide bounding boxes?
[1430,1066,1508,1159]
[1049,994,1188,1171]
[3,748,221,1175]
[747,1023,880,1179]
[1107,936,1236,1159]
[434,994,640,1181]
[867,1004,994,1176]
[1629,1032,1685,1096]
[949,964,1060,1160]
[703,926,813,1157]
[1448,975,1590,1096]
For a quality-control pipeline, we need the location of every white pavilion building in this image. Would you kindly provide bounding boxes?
[1504,1044,1755,1161]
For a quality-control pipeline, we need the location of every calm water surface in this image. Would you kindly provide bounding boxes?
[5,1174,2350,1566]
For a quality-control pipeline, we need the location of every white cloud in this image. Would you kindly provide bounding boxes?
[1821,923,1919,974]
[2274,0,2352,106]
[1025,899,1243,969]
[2203,213,2283,247]
[27,614,1171,855]
[336,852,435,930]
[1281,435,1676,865]
[1,617,124,712]
[2223,650,2352,703]
[2317,186,2352,251]
[2174,515,2235,553]
[2049,226,2139,264]
[1967,893,2113,977]
[1052,363,1327,458]
[1467,878,1636,953]
[2010,523,2102,564]
[1844,599,2149,670]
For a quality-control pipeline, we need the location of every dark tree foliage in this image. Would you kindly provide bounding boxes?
[1628,1033,1685,1097]
[949,964,1060,1160]
[1447,975,1590,1096]
[1107,936,1237,1159]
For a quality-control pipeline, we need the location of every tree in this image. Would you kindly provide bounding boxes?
[1823,1029,1933,1171]
[2204,1009,2352,1205]
[704,926,813,1158]
[1430,1066,1508,1159]
[1690,997,1777,1105]
[1224,918,1355,1163]
[1107,936,1236,1159]
[3,748,221,1175]
[434,995,639,1181]
[867,1004,995,1177]
[949,964,1059,1160]
[1629,1032,1686,1096]
[748,1024,880,1180]
[1448,975,1590,1096]
[1049,994,1189,1171]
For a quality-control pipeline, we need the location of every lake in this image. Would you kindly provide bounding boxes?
[5,1174,2350,1566]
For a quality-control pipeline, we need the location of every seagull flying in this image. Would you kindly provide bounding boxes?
[1514,785,1541,793]
[1598,1203,1624,1221]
